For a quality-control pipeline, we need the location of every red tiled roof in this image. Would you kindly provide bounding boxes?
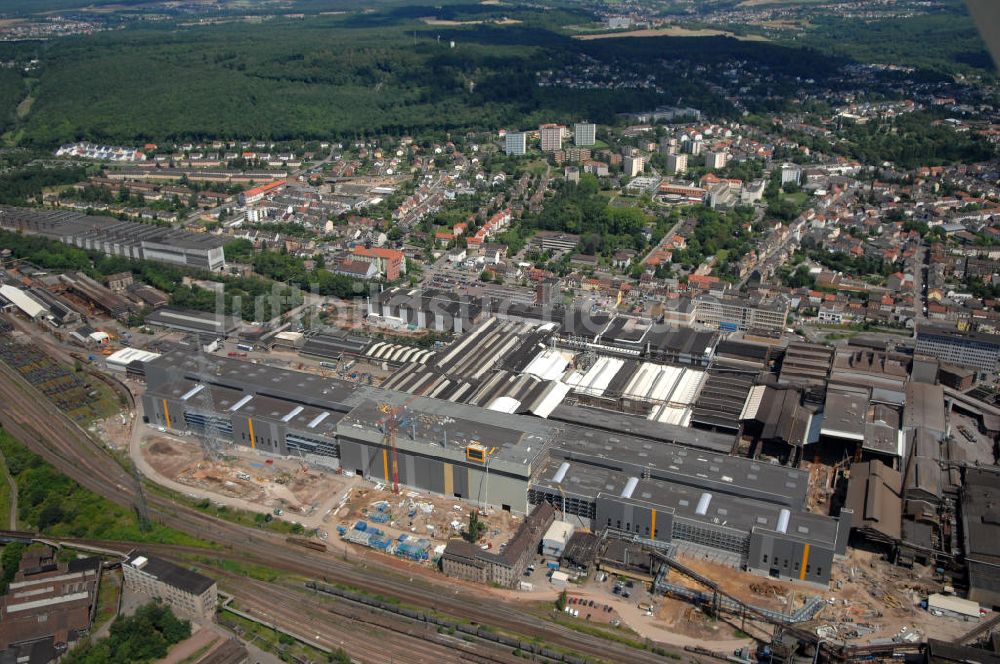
[353,246,404,261]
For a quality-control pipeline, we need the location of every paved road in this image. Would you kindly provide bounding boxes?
[911,242,928,325]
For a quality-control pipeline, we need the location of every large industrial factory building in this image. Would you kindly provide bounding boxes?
[142,346,848,587]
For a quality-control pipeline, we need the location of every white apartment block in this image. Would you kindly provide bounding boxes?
[574,123,596,147]
[504,132,527,156]
[123,554,217,622]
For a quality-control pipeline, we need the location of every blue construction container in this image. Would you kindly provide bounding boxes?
[354,520,368,532]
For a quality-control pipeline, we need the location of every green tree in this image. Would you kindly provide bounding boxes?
[63,602,191,664]
[464,511,485,543]
[0,543,26,592]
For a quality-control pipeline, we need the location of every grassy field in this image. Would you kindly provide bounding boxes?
[187,555,287,584]
[219,608,348,663]
[144,481,311,537]
[779,190,810,209]
[81,374,123,425]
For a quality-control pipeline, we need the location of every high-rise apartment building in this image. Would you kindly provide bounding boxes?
[623,155,645,177]
[705,151,729,170]
[574,122,596,147]
[504,132,527,156]
[666,153,688,175]
[539,124,563,152]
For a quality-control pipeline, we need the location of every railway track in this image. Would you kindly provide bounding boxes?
[218,571,531,664]
[0,356,701,664]
[60,537,570,664]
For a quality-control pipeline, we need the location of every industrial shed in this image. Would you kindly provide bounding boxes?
[844,460,902,546]
[962,470,1000,609]
[146,307,239,336]
[105,347,161,373]
[0,284,46,320]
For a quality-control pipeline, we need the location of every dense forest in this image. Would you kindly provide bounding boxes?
[17,18,574,145]
[7,4,859,146]
[803,8,995,75]
[0,164,91,206]
[0,68,24,134]
[1,0,989,147]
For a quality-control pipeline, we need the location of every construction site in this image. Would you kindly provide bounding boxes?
[142,434,342,519]
[137,426,525,561]
[130,397,984,653]
[645,548,975,646]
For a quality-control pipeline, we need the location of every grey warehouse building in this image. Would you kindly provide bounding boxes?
[0,206,227,271]
[141,351,847,585]
[530,428,849,587]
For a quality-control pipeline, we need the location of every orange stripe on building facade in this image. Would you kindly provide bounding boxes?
[651,509,657,540]
[248,418,256,450]
[799,543,811,580]
[162,399,171,429]
[382,449,389,481]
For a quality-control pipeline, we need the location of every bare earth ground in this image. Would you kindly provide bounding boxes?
[138,427,523,546]
[421,17,521,26]
[573,27,769,41]
[143,434,346,518]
